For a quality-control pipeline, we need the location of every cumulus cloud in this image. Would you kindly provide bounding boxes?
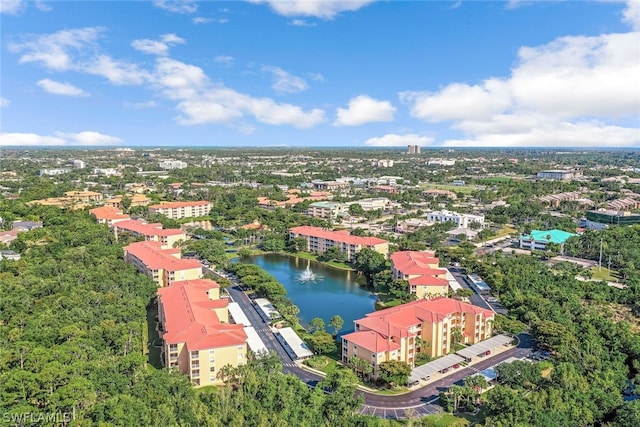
[364,133,434,147]
[0,131,123,146]
[152,0,197,14]
[37,78,89,97]
[0,97,10,108]
[290,19,317,26]
[35,1,52,12]
[623,0,640,30]
[334,95,396,126]
[403,28,640,147]
[262,66,309,94]
[8,27,103,71]
[82,55,150,85]
[124,100,158,109]
[131,33,185,56]
[249,0,376,19]
[214,55,235,66]
[0,0,24,15]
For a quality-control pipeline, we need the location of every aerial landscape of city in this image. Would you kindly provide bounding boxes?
[1,1,639,426]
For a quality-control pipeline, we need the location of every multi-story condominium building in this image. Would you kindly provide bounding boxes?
[391,251,449,298]
[606,197,640,211]
[312,181,350,191]
[104,194,151,209]
[395,218,432,234]
[538,191,582,208]
[159,160,188,170]
[114,219,187,247]
[158,279,248,387]
[38,168,70,176]
[518,229,577,251]
[123,241,202,287]
[307,201,346,219]
[63,191,103,202]
[536,169,582,180]
[72,160,86,169]
[148,201,213,219]
[425,210,484,229]
[91,168,120,176]
[289,226,389,261]
[407,145,422,154]
[342,298,494,375]
[347,198,398,212]
[89,206,131,226]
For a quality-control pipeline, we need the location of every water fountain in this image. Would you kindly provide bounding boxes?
[298,264,320,283]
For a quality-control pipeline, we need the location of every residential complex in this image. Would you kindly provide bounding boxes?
[425,210,485,229]
[390,251,450,298]
[103,194,151,209]
[158,279,248,387]
[123,241,202,287]
[148,201,213,219]
[342,298,495,375]
[89,206,131,226]
[289,225,389,261]
[114,219,188,247]
[536,169,582,180]
[307,201,346,219]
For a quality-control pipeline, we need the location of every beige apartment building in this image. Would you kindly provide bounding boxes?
[89,206,131,226]
[114,219,187,247]
[342,298,494,376]
[148,201,213,219]
[391,251,449,298]
[158,279,248,387]
[64,190,104,202]
[289,226,389,261]
[123,241,202,287]
[307,201,346,219]
[104,194,151,209]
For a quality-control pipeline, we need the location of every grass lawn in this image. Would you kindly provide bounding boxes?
[420,183,477,194]
[146,304,163,369]
[418,413,472,426]
[375,292,403,309]
[283,251,355,271]
[589,266,619,282]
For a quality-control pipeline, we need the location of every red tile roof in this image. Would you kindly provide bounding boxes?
[342,330,400,354]
[149,201,212,209]
[89,206,131,221]
[290,226,388,246]
[391,251,442,276]
[124,241,201,271]
[408,276,449,286]
[115,219,186,237]
[158,280,246,350]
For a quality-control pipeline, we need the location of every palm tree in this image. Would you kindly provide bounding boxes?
[448,385,465,413]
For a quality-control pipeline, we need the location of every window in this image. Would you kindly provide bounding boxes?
[210,366,215,372]
[169,344,178,351]
[191,351,199,360]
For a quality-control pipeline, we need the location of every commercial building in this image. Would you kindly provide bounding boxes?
[312,181,350,191]
[158,279,247,387]
[114,219,187,247]
[72,160,86,169]
[307,201,346,219]
[425,210,484,229]
[149,201,213,219]
[390,251,450,298]
[159,160,188,170]
[342,298,494,375]
[408,145,422,154]
[519,229,577,251]
[123,241,202,287]
[89,206,131,226]
[583,210,640,228]
[346,198,398,212]
[536,170,582,180]
[38,168,70,176]
[289,225,389,261]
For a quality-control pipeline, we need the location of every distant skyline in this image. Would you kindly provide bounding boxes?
[1,0,639,148]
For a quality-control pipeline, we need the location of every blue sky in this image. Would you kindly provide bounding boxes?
[1,0,639,148]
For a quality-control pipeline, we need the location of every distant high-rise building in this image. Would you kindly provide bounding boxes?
[407,145,421,154]
[72,160,86,169]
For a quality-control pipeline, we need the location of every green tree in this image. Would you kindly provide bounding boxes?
[309,317,326,333]
[348,204,365,216]
[353,247,387,286]
[308,331,337,355]
[328,315,344,336]
[378,360,412,386]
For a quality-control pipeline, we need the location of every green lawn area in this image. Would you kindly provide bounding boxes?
[284,251,355,271]
[420,183,477,194]
[589,266,619,282]
[417,413,473,426]
[146,303,163,369]
[375,292,402,309]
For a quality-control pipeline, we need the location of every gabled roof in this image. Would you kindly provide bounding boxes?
[289,225,388,246]
[149,201,212,209]
[115,219,186,237]
[158,280,246,350]
[89,206,131,221]
[390,251,443,275]
[124,241,201,271]
[342,330,401,354]
[408,275,449,286]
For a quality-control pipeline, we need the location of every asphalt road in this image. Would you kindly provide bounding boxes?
[224,280,534,419]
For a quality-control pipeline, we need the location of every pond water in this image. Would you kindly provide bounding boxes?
[243,254,377,336]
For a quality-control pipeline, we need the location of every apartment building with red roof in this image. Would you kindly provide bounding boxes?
[89,206,131,226]
[158,279,247,387]
[114,219,187,248]
[123,241,202,287]
[289,225,389,261]
[391,251,450,298]
[342,297,494,375]
[148,200,213,219]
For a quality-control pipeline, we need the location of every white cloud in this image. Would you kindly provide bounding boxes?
[0,0,24,15]
[334,95,396,126]
[214,55,235,66]
[623,0,640,30]
[262,66,309,94]
[131,33,185,56]
[8,27,103,71]
[249,0,376,19]
[403,28,640,147]
[35,1,52,12]
[37,78,89,97]
[82,55,150,85]
[152,0,197,14]
[193,17,213,24]
[125,100,158,109]
[0,131,123,146]
[290,19,317,26]
[364,133,434,147]
[0,97,10,108]
[54,131,123,145]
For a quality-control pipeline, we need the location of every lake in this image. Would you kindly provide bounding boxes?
[243,254,377,336]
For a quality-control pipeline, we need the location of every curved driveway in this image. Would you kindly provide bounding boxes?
[225,283,533,419]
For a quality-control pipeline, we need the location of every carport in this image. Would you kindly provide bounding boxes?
[456,334,513,361]
[408,354,465,384]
